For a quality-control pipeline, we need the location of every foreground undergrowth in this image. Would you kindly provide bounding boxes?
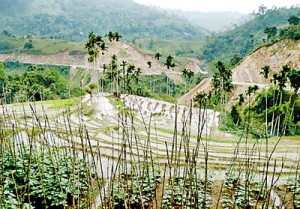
[0,95,299,208]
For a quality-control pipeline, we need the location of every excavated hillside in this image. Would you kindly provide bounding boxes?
[178,39,300,105]
[0,41,183,82]
[233,39,300,84]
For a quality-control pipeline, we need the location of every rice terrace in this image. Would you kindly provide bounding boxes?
[0,0,300,208]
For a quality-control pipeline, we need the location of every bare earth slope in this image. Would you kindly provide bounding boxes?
[233,39,300,84]
[0,41,183,82]
[178,78,211,104]
[178,39,300,105]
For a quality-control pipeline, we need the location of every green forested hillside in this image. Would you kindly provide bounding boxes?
[199,6,300,64]
[0,0,207,41]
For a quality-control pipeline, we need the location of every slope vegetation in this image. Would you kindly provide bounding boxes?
[178,39,300,104]
[0,0,207,41]
[200,7,300,63]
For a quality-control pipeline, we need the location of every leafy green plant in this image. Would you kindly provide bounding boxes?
[163,177,212,209]
[105,171,161,209]
[0,142,100,208]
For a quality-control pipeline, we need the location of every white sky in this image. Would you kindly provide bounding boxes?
[132,0,299,13]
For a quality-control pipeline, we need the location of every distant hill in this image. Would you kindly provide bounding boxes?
[172,11,247,32]
[199,6,300,64]
[0,0,208,41]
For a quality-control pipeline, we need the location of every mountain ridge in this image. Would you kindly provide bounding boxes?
[0,0,208,41]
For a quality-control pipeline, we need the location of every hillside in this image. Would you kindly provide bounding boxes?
[199,6,300,64]
[232,39,300,84]
[0,39,184,82]
[173,11,247,32]
[0,0,207,41]
[178,39,300,105]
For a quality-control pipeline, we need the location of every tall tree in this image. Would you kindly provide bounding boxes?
[108,54,119,94]
[0,63,8,101]
[85,32,107,93]
[288,15,300,25]
[120,60,127,93]
[155,52,161,60]
[264,27,277,42]
[260,65,271,135]
[182,68,194,92]
[270,65,289,135]
[164,55,176,95]
[211,61,233,122]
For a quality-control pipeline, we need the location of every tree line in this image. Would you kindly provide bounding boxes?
[0,63,81,103]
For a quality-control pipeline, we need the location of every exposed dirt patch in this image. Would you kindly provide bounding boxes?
[233,40,300,84]
[0,41,183,82]
[185,58,207,74]
[178,40,300,105]
[275,185,295,209]
[210,180,223,209]
[178,77,211,105]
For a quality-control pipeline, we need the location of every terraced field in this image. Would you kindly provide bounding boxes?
[1,94,300,208]
[2,94,299,177]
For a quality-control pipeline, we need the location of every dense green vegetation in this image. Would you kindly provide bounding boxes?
[0,0,207,41]
[0,144,99,208]
[200,6,300,64]
[223,65,300,137]
[132,38,205,65]
[0,63,81,103]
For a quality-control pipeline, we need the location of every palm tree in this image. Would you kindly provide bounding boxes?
[126,64,135,94]
[110,54,118,93]
[106,31,114,42]
[270,66,289,135]
[212,61,233,121]
[282,66,300,135]
[120,60,127,93]
[85,32,107,93]
[164,55,176,95]
[102,64,108,92]
[165,55,175,69]
[155,52,161,60]
[114,32,122,41]
[182,68,194,92]
[260,65,271,135]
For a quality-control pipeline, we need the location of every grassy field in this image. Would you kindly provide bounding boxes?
[133,37,205,66]
[0,34,85,54]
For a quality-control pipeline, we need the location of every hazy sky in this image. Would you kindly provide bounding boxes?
[132,0,299,13]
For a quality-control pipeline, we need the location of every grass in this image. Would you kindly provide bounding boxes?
[48,98,78,108]
[107,95,125,108]
[277,135,300,141]
[29,38,85,54]
[133,37,205,65]
[0,34,85,54]
[12,97,78,108]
